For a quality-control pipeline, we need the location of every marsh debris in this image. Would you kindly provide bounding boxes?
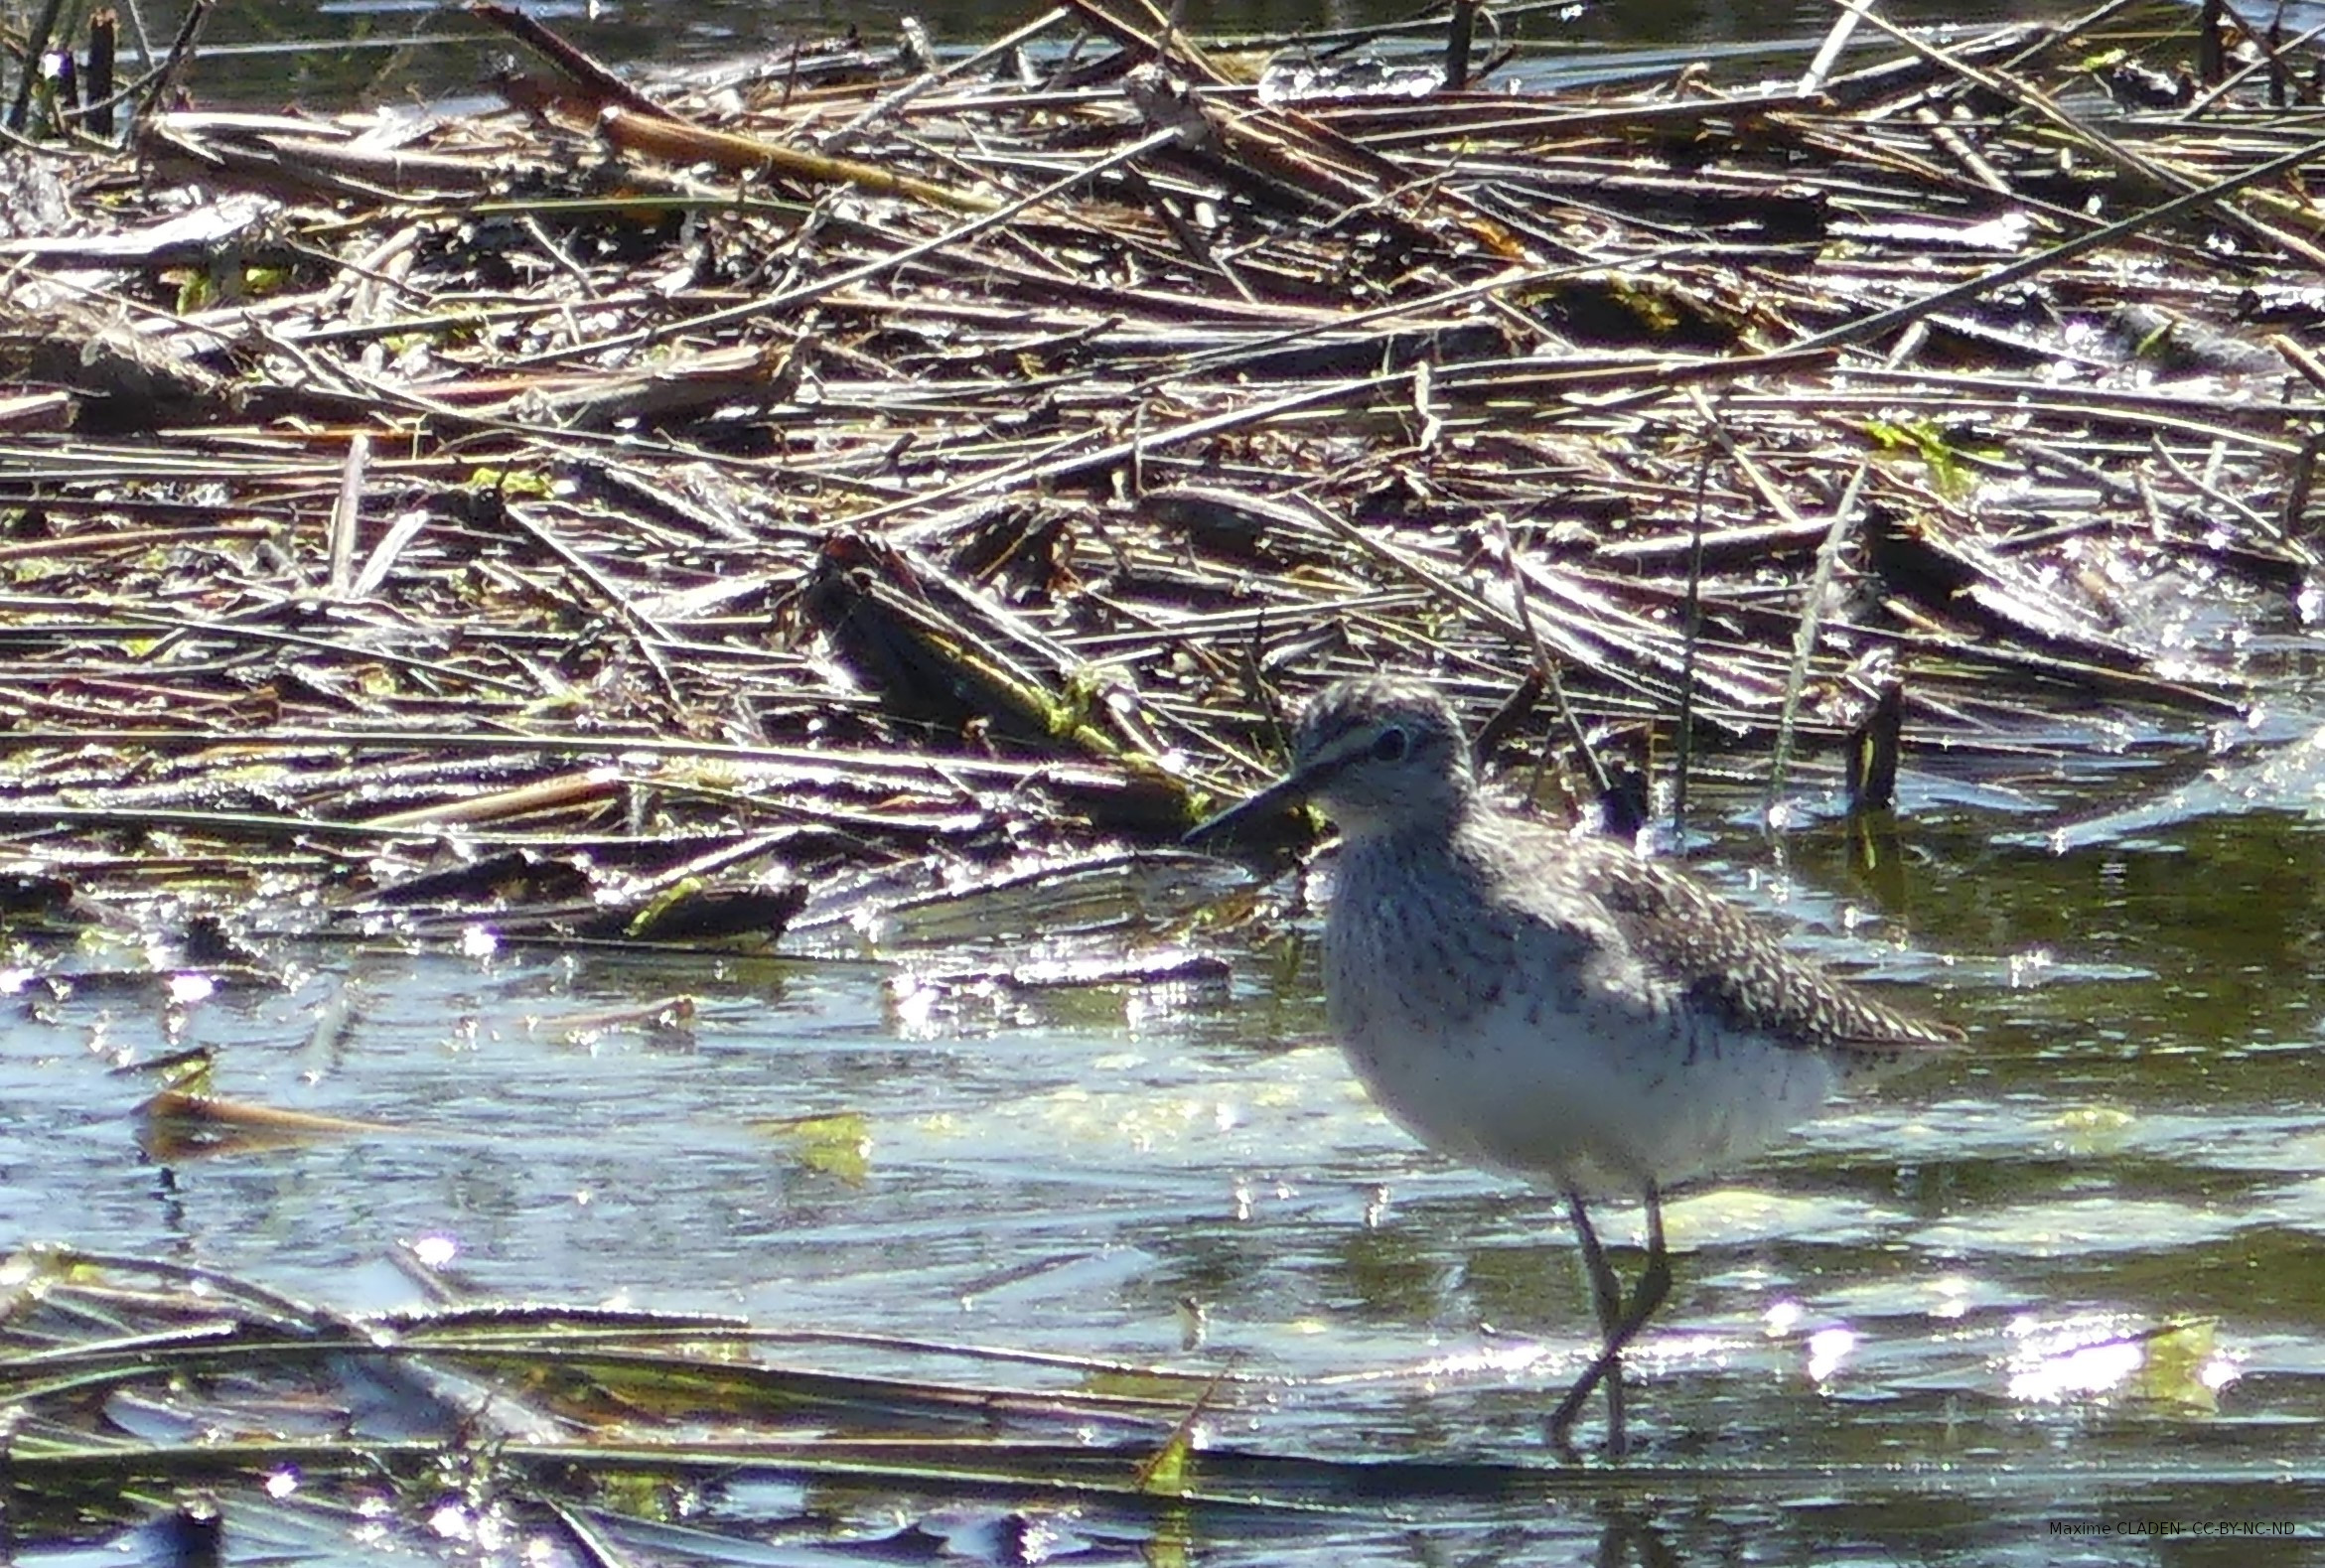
[1,2,2321,951]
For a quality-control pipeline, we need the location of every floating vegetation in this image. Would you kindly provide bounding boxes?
[1,1,2320,963]
[0,1245,2272,1559]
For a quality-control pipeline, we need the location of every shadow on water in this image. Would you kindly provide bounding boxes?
[13,712,2325,1560]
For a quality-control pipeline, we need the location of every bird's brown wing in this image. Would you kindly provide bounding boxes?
[1562,836,1962,1056]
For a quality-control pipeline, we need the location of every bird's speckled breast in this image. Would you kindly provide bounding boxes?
[1324,832,1530,1031]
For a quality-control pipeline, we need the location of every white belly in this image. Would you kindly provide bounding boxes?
[1333,987,1839,1196]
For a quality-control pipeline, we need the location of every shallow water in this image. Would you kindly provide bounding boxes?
[91,0,2133,110]
[14,728,2325,1561]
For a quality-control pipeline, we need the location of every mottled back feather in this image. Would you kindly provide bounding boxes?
[1469,821,1962,1061]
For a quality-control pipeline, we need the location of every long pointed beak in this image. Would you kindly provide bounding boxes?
[1182,760,1332,847]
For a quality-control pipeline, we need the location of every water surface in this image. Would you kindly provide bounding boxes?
[14,740,2325,1561]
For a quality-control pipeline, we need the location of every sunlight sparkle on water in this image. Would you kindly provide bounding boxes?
[1805,1326,1858,1383]
[2005,947,2056,987]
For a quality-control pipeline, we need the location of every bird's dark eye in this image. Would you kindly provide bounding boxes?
[1372,726,1409,763]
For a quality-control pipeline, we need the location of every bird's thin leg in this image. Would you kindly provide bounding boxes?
[1603,1183,1671,1360]
[1567,1193,1623,1338]
[1550,1193,1629,1452]
[1549,1185,1671,1454]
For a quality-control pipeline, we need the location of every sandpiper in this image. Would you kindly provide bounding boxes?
[1186,675,1959,1453]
